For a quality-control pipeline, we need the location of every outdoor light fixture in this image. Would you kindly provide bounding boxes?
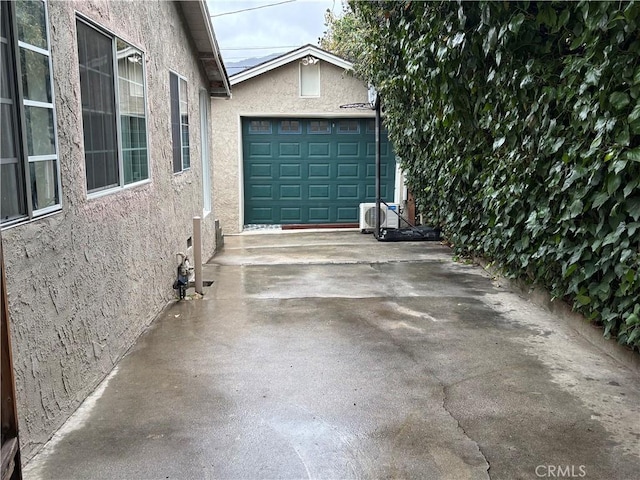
[300,55,319,66]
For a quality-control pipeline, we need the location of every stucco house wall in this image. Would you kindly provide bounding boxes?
[211,59,374,234]
[1,0,225,459]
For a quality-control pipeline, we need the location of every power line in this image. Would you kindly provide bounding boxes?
[211,0,297,18]
[220,45,300,51]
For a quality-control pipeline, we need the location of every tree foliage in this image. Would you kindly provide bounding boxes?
[318,1,365,62]
[350,0,640,349]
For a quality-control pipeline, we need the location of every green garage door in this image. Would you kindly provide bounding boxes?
[243,118,396,226]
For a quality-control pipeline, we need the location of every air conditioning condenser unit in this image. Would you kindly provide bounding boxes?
[359,203,399,232]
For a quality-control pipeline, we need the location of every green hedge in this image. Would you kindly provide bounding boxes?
[351,1,640,348]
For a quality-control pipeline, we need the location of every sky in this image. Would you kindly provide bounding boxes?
[207,0,341,72]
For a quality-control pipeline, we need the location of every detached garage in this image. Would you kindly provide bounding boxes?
[212,45,401,234]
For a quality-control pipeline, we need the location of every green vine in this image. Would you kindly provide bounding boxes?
[350,0,640,348]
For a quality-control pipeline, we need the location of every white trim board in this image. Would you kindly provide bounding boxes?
[230,44,353,86]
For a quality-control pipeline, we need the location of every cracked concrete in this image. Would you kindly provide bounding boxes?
[24,231,640,480]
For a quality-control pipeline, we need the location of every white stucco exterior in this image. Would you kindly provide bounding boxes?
[211,50,375,234]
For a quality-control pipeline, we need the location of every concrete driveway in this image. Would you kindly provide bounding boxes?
[25,231,640,480]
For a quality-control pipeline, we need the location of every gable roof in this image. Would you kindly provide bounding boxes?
[177,0,231,98]
[230,44,353,86]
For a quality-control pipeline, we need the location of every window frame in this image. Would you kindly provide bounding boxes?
[278,120,301,135]
[1,0,62,228]
[170,70,190,173]
[307,120,331,135]
[299,60,320,98]
[247,119,272,134]
[337,119,360,134]
[76,14,150,198]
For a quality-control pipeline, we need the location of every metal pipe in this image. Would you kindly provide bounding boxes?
[193,216,203,294]
[375,96,381,239]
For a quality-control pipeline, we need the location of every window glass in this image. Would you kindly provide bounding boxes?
[24,106,55,156]
[29,159,58,210]
[300,61,320,97]
[20,48,52,102]
[117,39,148,184]
[337,120,359,134]
[280,120,301,134]
[77,20,119,192]
[2,0,60,224]
[170,72,190,172]
[180,77,189,170]
[308,120,330,134]
[15,0,47,49]
[249,120,271,133]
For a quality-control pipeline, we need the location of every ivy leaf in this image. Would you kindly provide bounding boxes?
[610,91,631,110]
[493,137,506,150]
[576,294,592,305]
[592,192,609,209]
[607,174,622,194]
[628,197,640,221]
[508,13,525,33]
[628,103,640,123]
[634,66,640,85]
[624,147,640,162]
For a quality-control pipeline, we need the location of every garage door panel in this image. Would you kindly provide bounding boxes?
[337,164,359,178]
[281,208,302,222]
[337,184,359,199]
[308,142,330,157]
[251,184,273,199]
[367,142,389,157]
[366,163,389,178]
[309,185,330,199]
[244,118,395,225]
[280,163,301,178]
[249,142,271,156]
[280,185,301,199]
[248,207,274,222]
[337,206,358,221]
[309,207,330,222]
[249,163,272,178]
[309,163,330,178]
[279,143,301,157]
[337,142,359,157]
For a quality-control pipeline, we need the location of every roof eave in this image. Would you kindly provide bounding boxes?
[177,0,231,98]
[230,44,353,86]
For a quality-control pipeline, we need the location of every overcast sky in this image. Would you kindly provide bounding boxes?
[208,0,340,71]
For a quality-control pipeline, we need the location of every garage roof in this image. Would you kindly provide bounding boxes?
[230,44,353,86]
[176,0,231,98]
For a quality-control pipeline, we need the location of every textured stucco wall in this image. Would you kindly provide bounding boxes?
[2,0,219,459]
[211,61,373,234]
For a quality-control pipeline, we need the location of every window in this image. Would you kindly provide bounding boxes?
[170,71,189,172]
[366,119,388,134]
[1,0,61,226]
[248,120,271,134]
[308,120,330,134]
[77,18,149,194]
[338,120,360,134]
[279,120,301,134]
[299,57,320,97]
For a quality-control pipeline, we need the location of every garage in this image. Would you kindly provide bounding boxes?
[243,117,396,226]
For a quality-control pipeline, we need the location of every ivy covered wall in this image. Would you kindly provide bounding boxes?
[351,1,640,348]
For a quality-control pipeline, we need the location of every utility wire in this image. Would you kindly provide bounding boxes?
[220,45,300,51]
[211,0,297,18]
